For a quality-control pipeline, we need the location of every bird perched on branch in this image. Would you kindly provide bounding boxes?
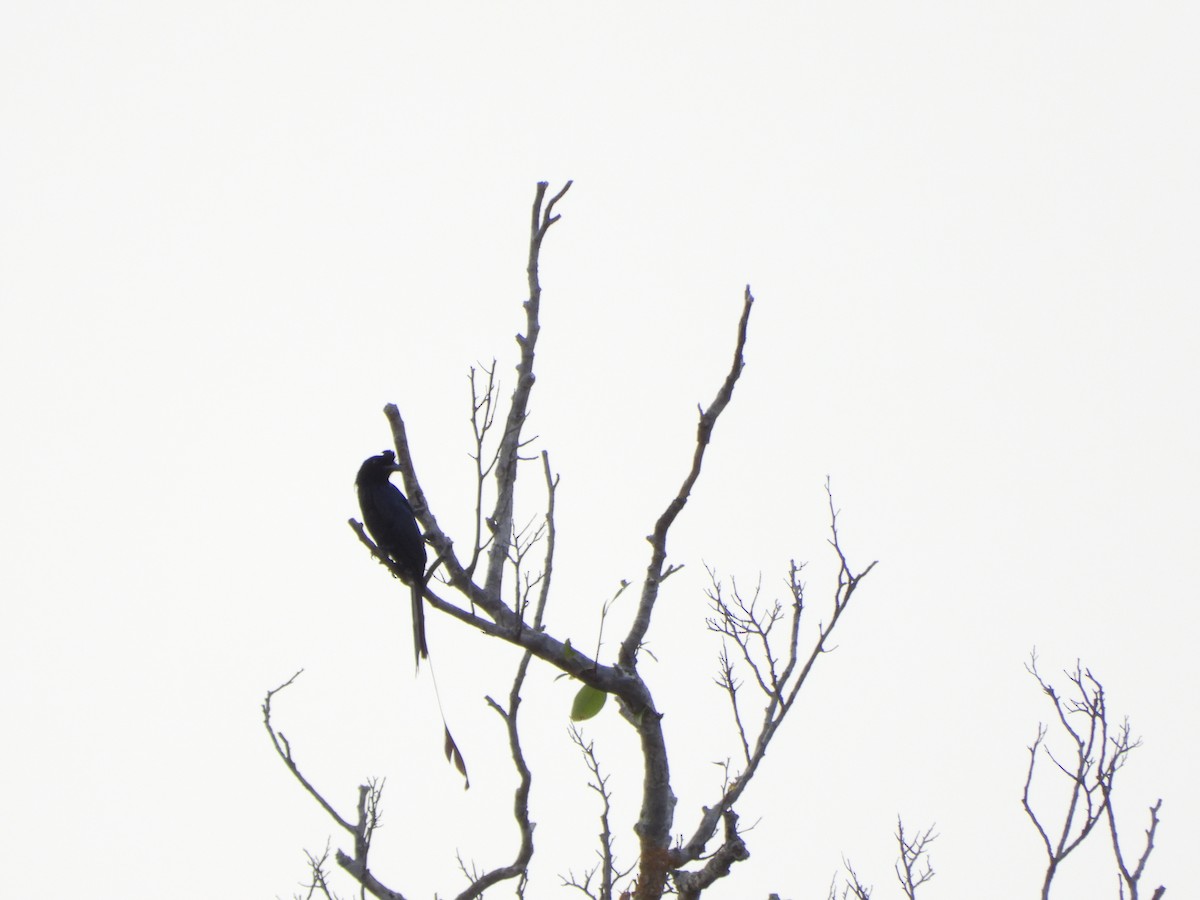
[356,450,428,666]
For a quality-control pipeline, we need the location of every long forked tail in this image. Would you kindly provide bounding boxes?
[405,567,468,789]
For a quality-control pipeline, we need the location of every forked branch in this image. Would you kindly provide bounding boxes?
[673,483,876,884]
[1022,653,1162,899]
[263,673,402,900]
[619,289,757,900]
[484,180,572,602]
[894,818,937,899]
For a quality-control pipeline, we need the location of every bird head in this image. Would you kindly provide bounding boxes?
[356,450,402,485]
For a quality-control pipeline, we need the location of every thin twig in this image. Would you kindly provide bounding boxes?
[483,181,572,603]
[263,674,404,900]
[676,483,876,872]
[569,724,621,900]
[1022,653,1156,900]
[893,818,937,899]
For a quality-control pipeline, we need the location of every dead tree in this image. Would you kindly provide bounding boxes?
[826,818,936,900]
[822,652,1166,900]
[263,181,877,899]
[1022,652,1165,900]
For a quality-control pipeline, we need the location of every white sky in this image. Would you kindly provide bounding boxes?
[2,3,1196,898]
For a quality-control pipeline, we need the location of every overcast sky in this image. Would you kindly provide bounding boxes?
[2,4,1196,898]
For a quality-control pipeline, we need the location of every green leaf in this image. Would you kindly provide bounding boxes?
[570,684,607,721]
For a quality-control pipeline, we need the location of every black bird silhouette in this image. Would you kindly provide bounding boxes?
[356,450,428,665]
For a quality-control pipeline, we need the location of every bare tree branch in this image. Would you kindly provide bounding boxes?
[466,360,502,579]
[484,180,572,603]
[674,484,876,879]
[1107,789,1165,899]
[673,809,750,900]
[263,671,354,835]
[263,672,406,899]
[619,286,755,671]
[893,818,937,900]
[613,287,756,900]
[713,642,751,765]
[568,723,630,900]
[1022,652,1161,900]
[300,843,340,900]
[840,857,873,900]
[453,452,560,899]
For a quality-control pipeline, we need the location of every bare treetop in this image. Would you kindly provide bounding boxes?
[261,182,1161,900]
